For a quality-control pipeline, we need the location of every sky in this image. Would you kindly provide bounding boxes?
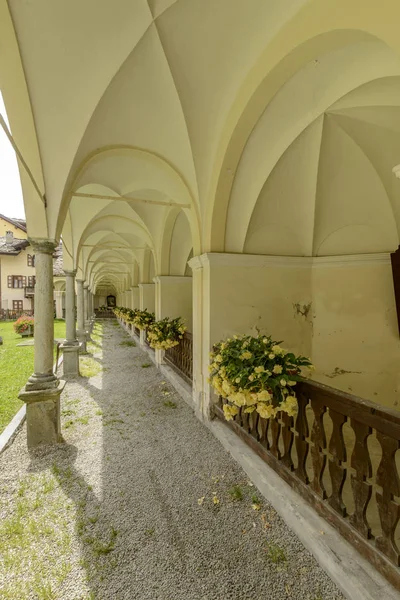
[0,91,26,220]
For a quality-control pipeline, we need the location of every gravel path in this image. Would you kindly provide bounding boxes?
[0,320,345,600]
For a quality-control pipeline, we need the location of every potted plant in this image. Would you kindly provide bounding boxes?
[132,309,155,330]
[13,315,35,338]
[147,317,186,350]
[209,334,313,421]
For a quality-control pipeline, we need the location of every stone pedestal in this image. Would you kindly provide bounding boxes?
[61,344,80,377]
[19,381,65,447]
[155,348,165,367]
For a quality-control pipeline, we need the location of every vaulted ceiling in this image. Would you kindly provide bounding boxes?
[2,0,400,293]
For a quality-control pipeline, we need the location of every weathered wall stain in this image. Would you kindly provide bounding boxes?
[324,367,362,379]
[293,302,312,320]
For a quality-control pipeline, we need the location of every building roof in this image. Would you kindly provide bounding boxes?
[0,214,27,232]
[0,235,29,255]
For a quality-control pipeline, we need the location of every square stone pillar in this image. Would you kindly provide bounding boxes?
[54,290,64,319]
[60,269,80,377]
[139,283,155,346]
[131,286,140,310]
[19,239,65,447]
[189,253,313,420]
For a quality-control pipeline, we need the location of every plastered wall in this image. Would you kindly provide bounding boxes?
[0,249,34,310]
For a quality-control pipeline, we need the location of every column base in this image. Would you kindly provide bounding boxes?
[60,343,80,377]
[19,380,66,448]
[155,349,165,367]
[25,372,58,391]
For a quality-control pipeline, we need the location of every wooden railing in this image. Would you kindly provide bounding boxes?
[214,380,400,590]
[0,309,34,321]
[134,326,140,337]
[164,331,193,384]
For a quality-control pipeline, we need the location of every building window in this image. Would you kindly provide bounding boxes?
[7,275,27,288]
[27,254,35,267]
[12,300,23,310]
[28,276,36,287]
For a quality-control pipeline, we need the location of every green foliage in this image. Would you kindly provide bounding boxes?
[132,309,155,330]
[119,339,136,347]
[163,400,177,409]
[147,316,186,350]
[0,320,66,433]
[13,315,34,335]
[265,542,287,564]
[228,485,243,501]
[210,333,313,421]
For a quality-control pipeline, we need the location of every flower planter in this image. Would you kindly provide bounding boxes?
[21,326,33,338]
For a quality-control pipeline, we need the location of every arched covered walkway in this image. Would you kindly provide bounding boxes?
[2,0,400,595]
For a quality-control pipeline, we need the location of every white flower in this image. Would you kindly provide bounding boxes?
[273,365,283,374]
[263,338,268,344]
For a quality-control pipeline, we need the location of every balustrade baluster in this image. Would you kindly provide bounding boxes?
[295,391,310,483]
[375,432,400,565]
[269,415,281,459]
[310,398,327,498]
[349,420,372,538]
[280,412,294,470]
[328,409,347,516]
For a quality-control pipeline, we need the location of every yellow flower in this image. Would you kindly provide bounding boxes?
[268,353,275,359]
[263,338,269,344]
[222,404,239,421]
[280,379,287,387]
[231,392,247,407]
[256,403,276,419]
[215,354,223,363]
[240,351,252,360]
[213,496,220,505]
[281,395,298,417]
[273,365,283,374]
[248,374,255,382]
[272,345,285,356]
[257,390,272,402]
[222,379,233,395]
[235,377,241,383]
[198,496,205,505]
[288,380,296,386]
[254,366,264,374]
[244,406,255,414]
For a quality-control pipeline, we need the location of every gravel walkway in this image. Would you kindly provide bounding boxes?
[0,320,345,600]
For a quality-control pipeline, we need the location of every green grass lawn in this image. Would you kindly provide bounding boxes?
[0,319,66,434]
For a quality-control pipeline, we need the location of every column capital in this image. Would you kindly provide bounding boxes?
[64,269,77,277]
[76,278,84,285]
[188,256,203,271]
[28,238,58,254]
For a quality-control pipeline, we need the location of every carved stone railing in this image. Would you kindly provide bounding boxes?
[164,331,193,385]
[214,380,400,590]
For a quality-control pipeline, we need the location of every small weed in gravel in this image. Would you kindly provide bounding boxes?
[265,542,287,565]
[164,400,177,409]
[119,340,136,347]
[76,416,89,425]
[145,528,155,536]
[229,485,243,501]
[61,409,75,417]
[95,409,103,416]
[80,357,102,378]
[141,363,152,368]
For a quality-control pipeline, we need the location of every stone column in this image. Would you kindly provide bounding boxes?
[19,239,65,447]
[54,290,63,319]
[131,286,140,310]
[83,283,90,327]
[76,279,87,352]
[60,270,79,376]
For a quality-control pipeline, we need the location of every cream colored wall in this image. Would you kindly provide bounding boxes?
[206,261,312,357]
[312,258,400,409]
[0,221,27,238]
[0,249,34,310]
[154,276,192,332]
[139,284,155,314]
[197,254,400,411]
